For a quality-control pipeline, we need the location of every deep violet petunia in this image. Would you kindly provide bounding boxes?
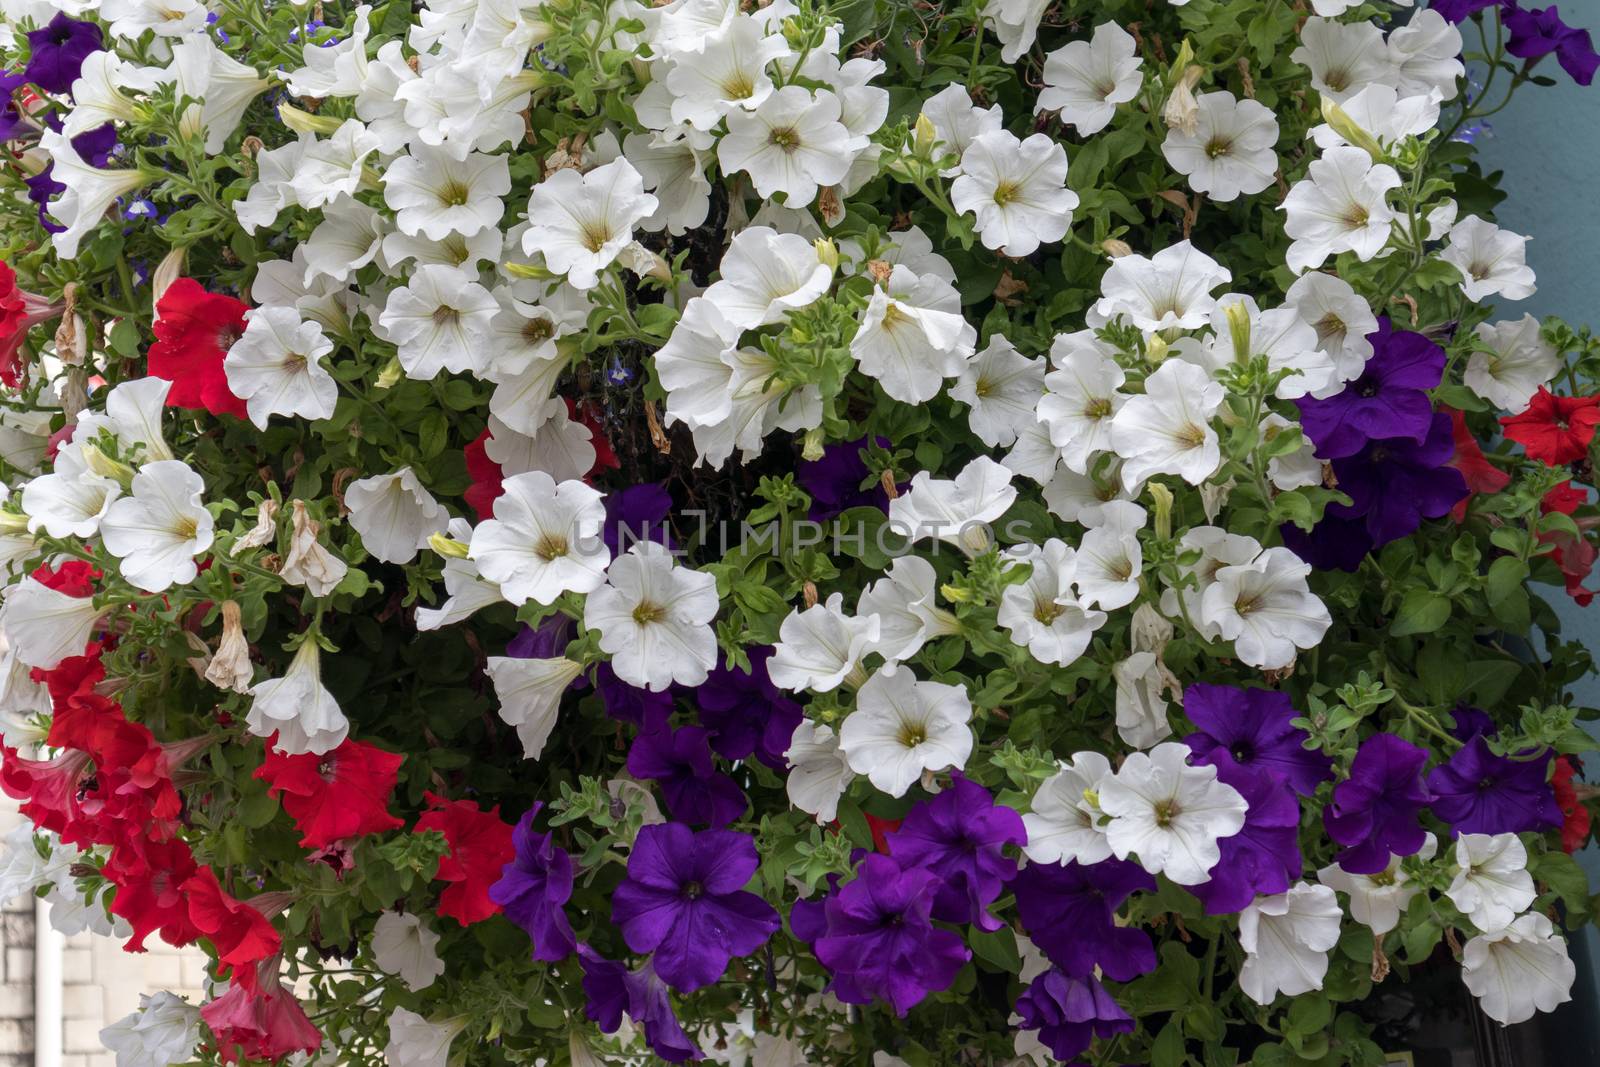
[1014,968,1135,1064]
[1280,511,1376,573]
[577,944,703,1062]
[1010,858,1157,981]
[1433,0,1504,21]
[595,661,672,727]
[1426,734,1563,836]
[25,123,117,233]
[1328,411,1469,547]
[884,774,1026,930]
[506,613,573,660]
[626,723,747,827]
[1323,733,1434,875]
[1189,759,1302,916]
[609,823,779,994]
[1504,5,1600,86]
[1448,705,1497,743]
[1296,320,1446,459]
[487,802,577,962]
[1183,682,1333,797]
[696,646,803,769]
[602,483,673,557]
[797,435,893,520]
[809,853,971,1017]
[25,14,103,94]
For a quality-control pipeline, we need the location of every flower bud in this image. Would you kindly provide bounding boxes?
[0,511,29,536]
[1163,65,1204,135]
[814,237,840,271]
[1101,238,1134,259]
[801,426,826,462]
[502,260,557,280]
[912,112,938,158]
[1147,481,1174,541]
[82,444,135,489]
[375,355,404,390]
[152,247,187,311]
[1225,300,1253,365]
[277,103,344,136]
[1319,96,1386,162]
[428,532,470,559]
[1144,333,1169,365]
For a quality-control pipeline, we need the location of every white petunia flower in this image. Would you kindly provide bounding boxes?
[784,720,854,824]
[1004,417,1064,485]
[1089,241,1232,333]
[584,542,719,691]
[467,471,610,606]
[1291,17,1390,103]
[1281,146,1401,274]
[701,226,834,331]
[950,336,1046,447]
[166,33,271,154]
[1441,216,1537,302]
[919,83,1003,175]
[1309,83,1440,154]
[981,0,1050,63]
[415,549,503,632]
[1022,751,1114,866]
[63,51,165,137]
[621,131,714,235]
[1074,500,1147,611]
[662,14,790,131]
[1200,546,1332,670]
[484,655,583,760]
[23,448,120,540]
[224,307,338,430]
[38,130,151,261]
[856,556,960,663]
[284,3,373,97]
[839,667,974,798]
[1238,882,1344,1004]
[1036,22,1143,135]
[1109,359,1223,487]
[1161,92,1280,202]
[1467,315,1560,414]
[382,228,501,281]
[234,136,313,234]
[371,911,447,991]
[99,0,207,38]
[1179,294,1340,401]
[303,198,388,284]
[383,145,511,240]
[1098,742,1248,885]
[1037,331,1127,474]
[768,593,880,693]
[246,640,350,756]
[951,131,1077,257]
[377,266,499,379]
[344,467,449,565]
[1385,9,1464,103]
[850,265,976,404]
[1317,835,1436,936]
[1265,413,1325,491]
[1158,525,1264,639]
[889,455,1017,557]
[998,539,1106,666]
[1446,833,1536,934]
[1041,462,1138,525]
[385,1009,465,1067]
[522,159,659,289]
[1284,271,1376,381]
[718,85,853,206]
[99,992,202,1067]
[100,461,214,593]
[1114,651,1178,750]
[1461,913,1576,1024]
[289,120,381,211]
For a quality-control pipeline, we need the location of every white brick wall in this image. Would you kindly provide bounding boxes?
[0,802,209,1067]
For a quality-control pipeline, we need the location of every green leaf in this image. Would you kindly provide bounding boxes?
[1485,556,1529,607]
[1390,590,1451,636]
[1531,850,1592,913]
[1152,1020,1188,1067]
[968,926,1021,973]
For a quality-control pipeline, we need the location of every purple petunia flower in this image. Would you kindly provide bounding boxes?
[884,774,1026,931]
[627,723,747,827]
[809,853,971,1016]
[1280,511,1377,573]
[487,803,576,962]
[603,483,673,558]
[1014,968,1134,1064]
[578,945,703,1062]
[1505,5,1600,86]
[1011,858,1157,981]
[1183,683,1333,797]
[24,122,117,233]
[609,823,779,994]
[1323,733,1434,875]
[1448,705,1497,742]
[1326,411,1469,547]
[25,13,103,94]
[506,613,573,659]
[1433,0,1505,22]
[1427,734,1564,836]
[1296,320,1446,460]
[696,646,803,769]
[595,661,672,727]
[1189,760,1302,916]
[797,436,892,521]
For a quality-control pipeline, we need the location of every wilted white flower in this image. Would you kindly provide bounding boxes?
[1114,651,1178,750]
[281,500,348,597]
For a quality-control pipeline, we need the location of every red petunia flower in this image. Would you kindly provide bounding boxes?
[1500,388,1600,465]
[146,278,250,419]
[201,961,323,1064]
[1553,757,1591,854]
[105,835,202,951]
[1537,481,1597,606]
[1447,408,1511,521]
[31,559,101,597]
[183,867,284,981]
[0,261,62,388]
[864,813,902,854]
[0,745,89,838]
[463,429,503,521]
[414,791,515,925]
[254,738,405,850]
[570,397,619,476]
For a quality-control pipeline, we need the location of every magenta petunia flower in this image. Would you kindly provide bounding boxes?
[487,803,576,963]
[809,853,971,1016]
[1323,733,1434,875]
[609,823,779,993]
[885,773,1026,930]
[1427,735,1563,836]
[1183,683,1333,796]
[1011,858,1156,981]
